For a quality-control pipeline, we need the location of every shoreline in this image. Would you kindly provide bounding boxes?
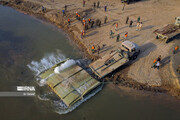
[0,0,97,60]
[1,0,180,98]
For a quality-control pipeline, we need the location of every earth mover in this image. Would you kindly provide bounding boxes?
[153,16,180,43]
[89,40,140,79]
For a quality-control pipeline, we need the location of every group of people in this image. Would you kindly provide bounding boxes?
[152,55,161,70]
[125,16,143,31]
[94,1,100,8]
[75,11,109,40]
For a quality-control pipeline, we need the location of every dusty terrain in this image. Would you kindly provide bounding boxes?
[1,0,180,95]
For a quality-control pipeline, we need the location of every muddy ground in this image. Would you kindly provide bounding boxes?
[1,0,180,97]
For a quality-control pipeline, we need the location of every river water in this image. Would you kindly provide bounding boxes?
[1,5,180,120]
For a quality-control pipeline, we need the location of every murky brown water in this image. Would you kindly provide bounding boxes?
[1,5,180,120]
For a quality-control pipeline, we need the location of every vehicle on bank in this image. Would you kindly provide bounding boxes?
[121,0,140,4]
[89,40,140,79]
[153,16,180,43]
[39,40,140,109]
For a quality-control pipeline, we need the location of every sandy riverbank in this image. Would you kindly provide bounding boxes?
[1,0,180,97]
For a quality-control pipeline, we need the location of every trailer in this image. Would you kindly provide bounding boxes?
[89,40,140,79]
[153,16,180,43]
[38,40,140,109]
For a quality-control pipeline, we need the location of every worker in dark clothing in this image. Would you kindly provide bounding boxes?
[104,5,107,12]
[110,30,114,38]
[98,20,101,27]
[129,20,133,27]
[96,19,99,26]
[83,0,85,7]
[65,5,67,11]
[157,55,161,62]
[97,1,100,8]
[116,34,120,42]
[42,6,46,13]
[91,21,94,28]
[126,16,129,24]
[137,16,140,23]
[122,4,125,11]
[94,2,96,8]
[97,45,100,54]
[104,16,108,24]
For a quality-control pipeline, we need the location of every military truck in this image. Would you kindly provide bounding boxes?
[121,0,140,4]
[153,16,180,43]
[89,40,140,79]
[38,40,140,109]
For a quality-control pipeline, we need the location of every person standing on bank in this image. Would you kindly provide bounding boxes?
[97,1,100,8]
[104,5,107,12]
[129,20,133,27]
[126,16,129,24]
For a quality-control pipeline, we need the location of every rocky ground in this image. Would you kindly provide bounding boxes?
[1,0,180,96]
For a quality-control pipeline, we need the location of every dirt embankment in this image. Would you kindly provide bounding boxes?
[1,0,180,98]
[0,0,98,60]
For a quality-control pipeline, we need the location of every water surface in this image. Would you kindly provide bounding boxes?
[0,5,180,120]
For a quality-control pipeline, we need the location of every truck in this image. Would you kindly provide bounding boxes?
[38,40,140,109]
[89,40,140,79]
[153,16,180,43]
[121,0,140,4]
